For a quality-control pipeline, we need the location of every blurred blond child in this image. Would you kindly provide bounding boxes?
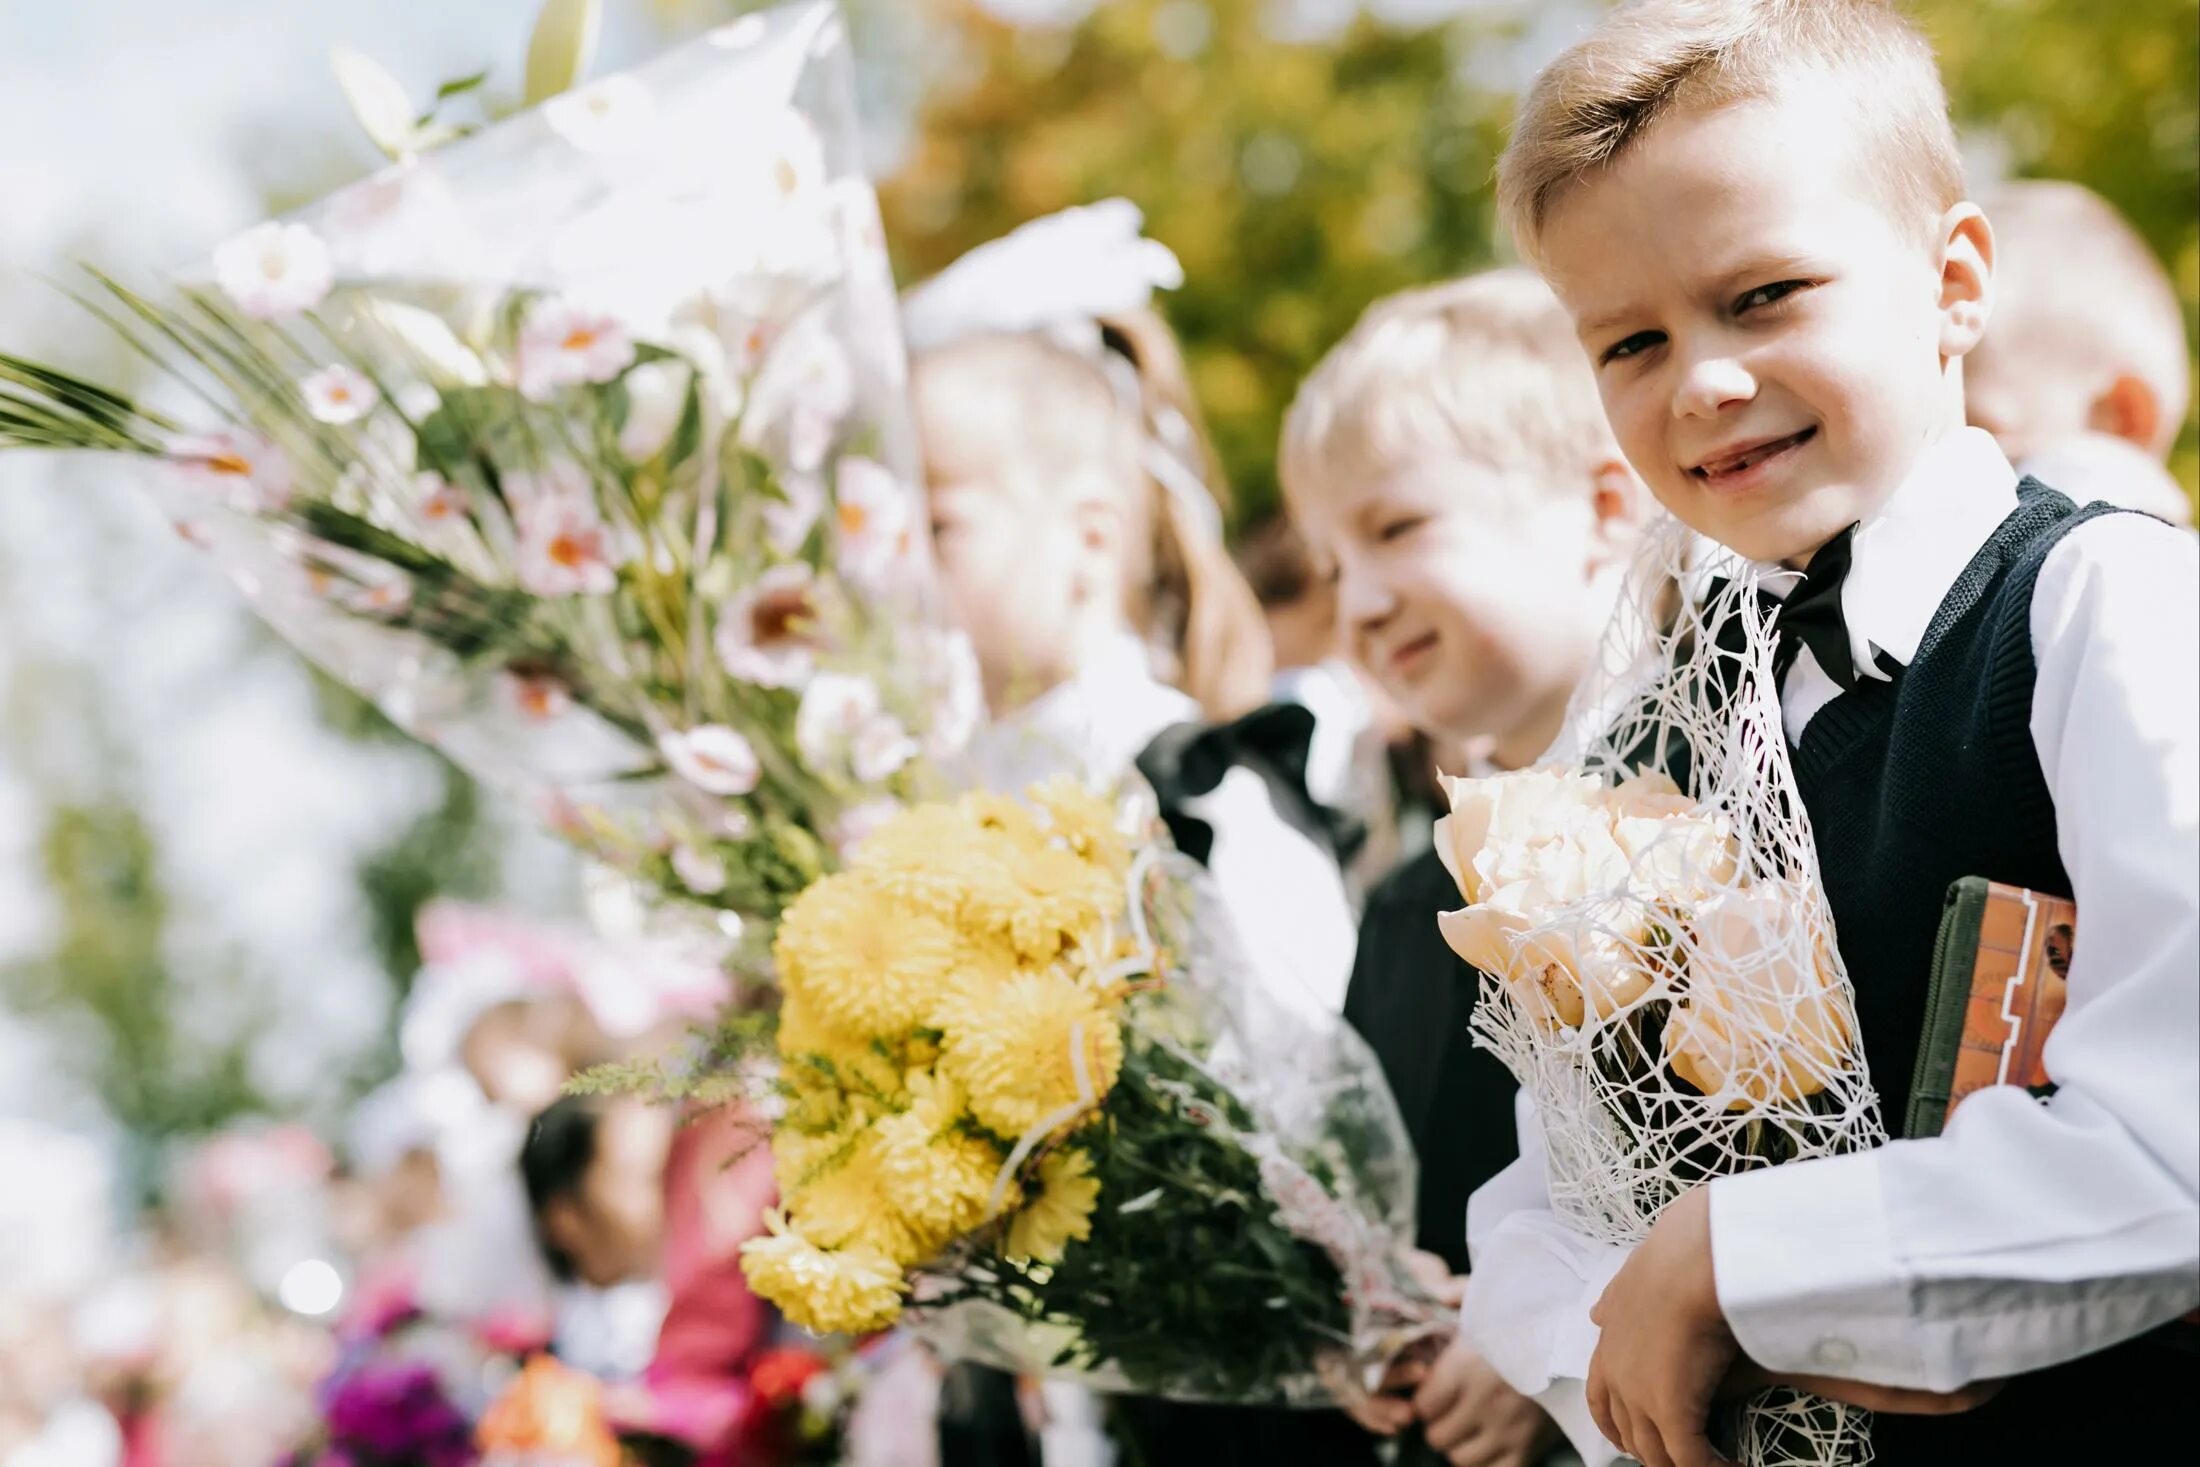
[1281,267,1655,1466]
[1964,178,2193,523]
[904,200,1361,1467]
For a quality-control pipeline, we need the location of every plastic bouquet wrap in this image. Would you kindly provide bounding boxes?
[738,778,1445,1405]
[0,0,977,970]
[1439,518,1885,1466]
[5,0,1448,1413]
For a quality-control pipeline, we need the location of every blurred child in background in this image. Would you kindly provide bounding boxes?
[1965,178,2193,524]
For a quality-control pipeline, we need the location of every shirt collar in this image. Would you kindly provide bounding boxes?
[957,632,1197,789]
[1764,426,2020,679]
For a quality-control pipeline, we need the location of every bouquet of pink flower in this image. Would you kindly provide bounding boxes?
[0,1,978,967]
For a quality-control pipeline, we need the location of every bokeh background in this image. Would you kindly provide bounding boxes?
[2,0,2193,1223]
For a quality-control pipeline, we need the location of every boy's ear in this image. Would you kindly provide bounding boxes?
[1065,471,1128,605]
[1588,457,1649,569]
[1937,202,1995,360]
[2089,373,2165,454]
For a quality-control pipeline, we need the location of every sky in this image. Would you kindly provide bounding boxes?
[0,0,639,1142]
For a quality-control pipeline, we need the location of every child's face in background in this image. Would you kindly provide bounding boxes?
[555,1100,672,1289]
[1292,452,1617,765]
[1540,75,1988,566]
[915,362,1118,712]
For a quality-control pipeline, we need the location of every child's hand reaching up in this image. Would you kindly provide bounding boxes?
[1412,1331,1560,1467]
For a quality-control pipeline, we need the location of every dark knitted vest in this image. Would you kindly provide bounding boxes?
[1785,482,2181,1462]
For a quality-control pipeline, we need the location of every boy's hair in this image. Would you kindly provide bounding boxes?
[519,1094,603,1283]
[1280,269,1615,508]
[1498,0,1964,261]
[1972,179,2190,455]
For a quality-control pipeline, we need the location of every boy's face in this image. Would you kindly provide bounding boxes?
[1292,452,1610,758]
[1539,78,1984,566]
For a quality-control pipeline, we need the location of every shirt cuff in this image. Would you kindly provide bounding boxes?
[1709,1151,1926,1382]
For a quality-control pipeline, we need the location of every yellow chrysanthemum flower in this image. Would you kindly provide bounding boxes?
[982,846,1115,961]
[740,1212,907,1335]
[1029,778,1133,875]
[783,1130,928,1265]
[776,873,962,1039]
[936,968,1125,1139]
[872,1073,1011,1244]
[1006,1146,1101,1264]
[958,790,1048,850]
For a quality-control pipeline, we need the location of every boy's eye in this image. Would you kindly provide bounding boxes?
[1601,330,1665,365]
[1735,279,1808,314]
[1377,514,1427,544]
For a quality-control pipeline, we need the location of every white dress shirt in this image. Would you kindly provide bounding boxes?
[1461,428,2200,1463]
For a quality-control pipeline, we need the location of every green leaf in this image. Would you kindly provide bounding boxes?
[523,0,602,106]
[330,47,418,159]
[432,68,492,105]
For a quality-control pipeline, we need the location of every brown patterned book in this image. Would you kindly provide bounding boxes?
[1905,877,2074,1139]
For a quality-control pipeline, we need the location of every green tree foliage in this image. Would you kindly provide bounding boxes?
[679,0,2199,516]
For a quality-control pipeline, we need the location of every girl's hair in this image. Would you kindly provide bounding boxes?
[916,310,1273,721]
[519,1094,602,1282]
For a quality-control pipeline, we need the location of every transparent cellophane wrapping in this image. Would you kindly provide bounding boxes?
[905,836,1446,1407]
[1465,518,1887,1465]
[130,1,976,965]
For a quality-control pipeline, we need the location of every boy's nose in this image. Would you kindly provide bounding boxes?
[1337,561,1397,634]
[1672,353,1756,419]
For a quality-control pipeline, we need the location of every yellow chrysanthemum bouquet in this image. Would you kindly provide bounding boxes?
[739,779,1447,1404]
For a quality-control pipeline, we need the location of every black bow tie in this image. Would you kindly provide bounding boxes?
[1771,523,1873,690]
[1134,701,1365,867]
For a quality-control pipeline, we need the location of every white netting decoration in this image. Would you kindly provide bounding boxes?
[1444,517,1886,1466]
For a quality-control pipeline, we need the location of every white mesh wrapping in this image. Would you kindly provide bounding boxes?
[1453,517,1886,1466]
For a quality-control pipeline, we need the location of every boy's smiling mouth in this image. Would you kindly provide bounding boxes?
[1689,426,1818,487]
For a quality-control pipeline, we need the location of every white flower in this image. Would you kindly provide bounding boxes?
[211,221,333,319]
[343,573,412,617]
[831,798,902,856]
[618,360,691,460]
[716,563,829,689]
[918,629,985,758]
[514,494,618,597]
[851,714,919,783]
[742,318,853,473]
[167,430,293,512]
[832,456,918,589]
[670,843,729,896]
[410,472,467,524]
[514,298,635,401]
[659,724,762,797]
[502,457,594,512]
[795,672,880,771]
[506,673,570,722]
[299,364,379,424]
[763,471,825,556]
[543,75,657,155]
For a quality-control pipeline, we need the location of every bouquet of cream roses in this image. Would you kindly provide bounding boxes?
[1438,521,1885,1466]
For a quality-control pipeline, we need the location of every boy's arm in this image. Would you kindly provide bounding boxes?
[1709,512,2200,1391]
[1461,1092,1632,1465]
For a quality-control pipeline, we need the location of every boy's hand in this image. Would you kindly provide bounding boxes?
[1413,1332,1560,1467]
[1721,1361,2007,1416]
[1585,1186,1736,1467]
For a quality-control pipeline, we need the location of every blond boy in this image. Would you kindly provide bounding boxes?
[1965,178,2193,523]
[1283,269,1652,1466]
[1469,3,2200,1466]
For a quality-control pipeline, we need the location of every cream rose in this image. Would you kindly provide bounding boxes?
[1434,769,1655,1030]
[1663,883,1856,1110]
[1604,772,1741,907]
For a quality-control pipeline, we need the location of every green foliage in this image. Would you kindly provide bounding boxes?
[787,0,2199,517]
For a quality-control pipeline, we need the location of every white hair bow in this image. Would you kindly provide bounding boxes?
[900,197,1185,354]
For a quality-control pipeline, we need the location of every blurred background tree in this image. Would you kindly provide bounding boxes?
[669,0,2198,518]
